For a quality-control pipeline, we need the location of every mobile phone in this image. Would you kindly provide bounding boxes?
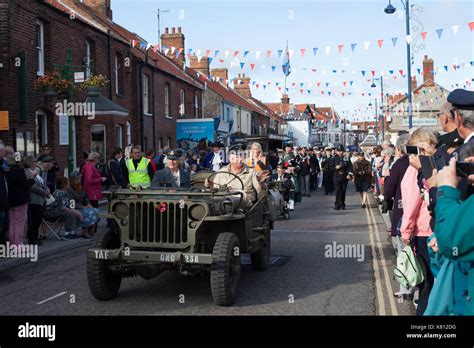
[456,162,474,178]
[406,145,420,155]
[419,156,436,180]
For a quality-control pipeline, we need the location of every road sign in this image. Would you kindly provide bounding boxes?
[74,72,85,83]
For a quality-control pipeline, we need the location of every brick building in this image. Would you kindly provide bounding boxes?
[0,0,203,173]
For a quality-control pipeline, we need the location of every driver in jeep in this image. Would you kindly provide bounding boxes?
[204,144,270,206]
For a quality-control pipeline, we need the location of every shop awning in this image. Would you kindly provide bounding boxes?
[85,95,129,117]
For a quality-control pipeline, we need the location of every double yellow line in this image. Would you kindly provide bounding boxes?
[365,200,398,315]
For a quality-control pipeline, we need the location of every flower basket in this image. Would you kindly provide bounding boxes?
[36,72,73,97]
[86,86,101,97]
[81,75,109,92]
[44,86,58,98]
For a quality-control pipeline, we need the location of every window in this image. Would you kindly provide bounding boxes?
[114,53,124,95]
[85,40,92,78]
[226,107,231,122]
[91,124,106,160]
[164,84,170,118]
[335,133,340,143]
[36,20,45,76]
[142,74,150,115]
[116,125,123,148]
[126,122,131,145]
[158,138,163,150]
[179,89,185,116]
[194,94,199,118]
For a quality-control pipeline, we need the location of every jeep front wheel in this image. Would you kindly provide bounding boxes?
[210,232,241,306]
[87,230,122,300]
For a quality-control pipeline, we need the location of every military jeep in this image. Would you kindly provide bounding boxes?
[87,171,272,306]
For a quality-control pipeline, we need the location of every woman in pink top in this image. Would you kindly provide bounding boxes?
[81,152,106,208]
[400,128,437,316]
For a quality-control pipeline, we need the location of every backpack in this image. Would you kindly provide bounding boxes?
[394,245,425,289]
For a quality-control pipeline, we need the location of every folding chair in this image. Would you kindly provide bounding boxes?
[41,215,65,241]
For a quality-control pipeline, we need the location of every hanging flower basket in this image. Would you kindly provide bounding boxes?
[81,74,109,94]
[36,72,73,97]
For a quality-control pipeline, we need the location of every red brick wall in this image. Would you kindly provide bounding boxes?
[0,0,135,171]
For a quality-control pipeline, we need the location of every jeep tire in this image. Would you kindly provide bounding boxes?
[87,230,122,300]
[210,232,241,306]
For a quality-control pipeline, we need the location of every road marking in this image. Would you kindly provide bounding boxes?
[364,207,386,315]
[36,291,67,305]
[278,219,370,223]
[368,203,398,315]
[272,229,369,234]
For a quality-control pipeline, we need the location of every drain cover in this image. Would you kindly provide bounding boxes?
[241,255,292,267]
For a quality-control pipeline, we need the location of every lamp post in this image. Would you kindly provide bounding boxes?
[384,0,413,129]
[371,76,385,141]
[369,99,379,145]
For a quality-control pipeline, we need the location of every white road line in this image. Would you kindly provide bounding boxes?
[278,219,370,223]
[368,204,398,315]
[365,206,386,315]
[36,291,67,305]
[272,229,369,234]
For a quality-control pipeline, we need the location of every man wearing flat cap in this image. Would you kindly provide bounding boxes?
[151,150,190,189]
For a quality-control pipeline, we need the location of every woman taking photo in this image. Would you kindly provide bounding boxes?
[353,152,372,208]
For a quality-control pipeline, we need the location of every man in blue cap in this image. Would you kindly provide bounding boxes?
[447,88,474,154]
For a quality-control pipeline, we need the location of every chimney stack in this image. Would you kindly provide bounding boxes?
[233,73,252,99]
[411,76,417,91]
[211,68,228,82]
[161,27,186,65]
[189,55,210,76]
[423,55,434,86]
[281,93,290,105]
[82,0,113,19]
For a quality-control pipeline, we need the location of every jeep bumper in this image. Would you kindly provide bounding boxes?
[87,248,212,265]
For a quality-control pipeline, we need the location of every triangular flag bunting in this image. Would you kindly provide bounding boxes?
[364,41,370,50]
[243,50,249,58]
[444,65,448,71]
[452,25,459,35]
[406,35,412,44]
[300,48,306,57]
[338,44,344,54]
[469,22,474,32]
[250,63,255,70]
[240,62,245,69]
[371,70,375,76]
[399,69,404,76]
[225,50,230,59]
[256,51,261,60]
[325,46,331,55]
[233,50,240,58]
[391,37,398,46]
[271,66,276,72]
[313,47,318,55]
[312,69,317,73]
[266,50,272,58]
[205,49,211,57]
[351,43,357,52]
[350,81,353,86]
[417,68,421,74]
[361,70,366,76]
[377,39,383,48]
[219,59,224,63]
[436,29,443,39]
[421,32,428,41]
[278,50,283,58]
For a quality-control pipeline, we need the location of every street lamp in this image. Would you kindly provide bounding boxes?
[384,0,413,129]
[369,99,379,145]
[371,76,385,141]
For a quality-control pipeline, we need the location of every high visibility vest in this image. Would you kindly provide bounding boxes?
[126,157,151,188]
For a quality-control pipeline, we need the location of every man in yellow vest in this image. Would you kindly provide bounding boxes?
[123,145,154,189]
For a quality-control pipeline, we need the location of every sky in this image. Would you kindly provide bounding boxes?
[112,0,474,121]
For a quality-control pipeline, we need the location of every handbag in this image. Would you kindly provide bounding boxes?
[394,244,425,289]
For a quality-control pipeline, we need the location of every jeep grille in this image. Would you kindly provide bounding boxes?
[128,201,189,247]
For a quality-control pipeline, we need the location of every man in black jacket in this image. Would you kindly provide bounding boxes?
[321,147,335,195]
[107,147,126,188]
[309,148,321,191]
[330,145,353,210]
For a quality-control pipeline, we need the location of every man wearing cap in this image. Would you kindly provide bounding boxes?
[448,89,474,155]
[203,142,224,172]
[123,145,154,189]
[321,147,335,195]
[205,144,269,206]
[436,102,464,153]
[151,150,190,189]
[330,145,353,210]
[37,145,60,193]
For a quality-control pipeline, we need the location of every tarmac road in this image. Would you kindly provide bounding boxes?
[0,184,414,315]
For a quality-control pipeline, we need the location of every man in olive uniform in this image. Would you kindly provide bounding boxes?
[321,147,335,195]
[330,145,353,210]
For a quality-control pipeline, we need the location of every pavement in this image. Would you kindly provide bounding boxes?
[0,184,415,315]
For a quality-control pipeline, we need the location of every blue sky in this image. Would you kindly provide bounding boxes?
[112,0,474,120]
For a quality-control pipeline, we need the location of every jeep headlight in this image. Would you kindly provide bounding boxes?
[113,202,129,219]
[189,204,206,221]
